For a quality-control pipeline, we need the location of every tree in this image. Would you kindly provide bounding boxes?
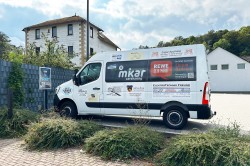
[157,41,164,47]
[222,31,240,55]
[238,26,250,56]
[24,33,76,69]
[0,31,11,59]
[7,52,25,108]
[213,39,231,50]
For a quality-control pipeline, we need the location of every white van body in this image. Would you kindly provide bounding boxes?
[54,44,214,129]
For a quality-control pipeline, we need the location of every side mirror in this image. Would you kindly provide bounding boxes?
[74,69,79,74]
[73,73,80,86]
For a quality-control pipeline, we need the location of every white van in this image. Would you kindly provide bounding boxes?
[54,44,215,129]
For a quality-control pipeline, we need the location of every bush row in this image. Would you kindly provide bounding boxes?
[85,126,165,160]
[1,107,250,165]
[0,108,39,138]
[154,125,250,166]
[25,118,103,150]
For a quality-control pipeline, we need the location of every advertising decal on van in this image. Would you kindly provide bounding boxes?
[106,60,148,82]
[150,48,194,59]
[153,83,191,98]
[106,57,196,82]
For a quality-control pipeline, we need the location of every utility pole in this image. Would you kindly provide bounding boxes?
[86,0,90,61]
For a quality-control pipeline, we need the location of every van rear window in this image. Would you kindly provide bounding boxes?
[105,57,196,82]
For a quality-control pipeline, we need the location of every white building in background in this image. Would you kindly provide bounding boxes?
[22,15,120,66]
[207,47,250,92]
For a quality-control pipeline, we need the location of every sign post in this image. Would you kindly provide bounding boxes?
[39,67,51,110]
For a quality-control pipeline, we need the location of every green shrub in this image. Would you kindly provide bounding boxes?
[0,108,39,138]
[154,126,250,166]
[25,118,103,150]
[84,126,165,160]
[39,107,61,119]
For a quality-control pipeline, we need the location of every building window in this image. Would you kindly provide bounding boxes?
[35,29,40,39]
[90,27,93,38]
[237,63,245,69]
[52,26,57,37]
[68,24,73,35]
[90,48,94,55]
[68,46,73,56]
[221,64,229,70]
[35,47,40,54]
[210,65,217,70]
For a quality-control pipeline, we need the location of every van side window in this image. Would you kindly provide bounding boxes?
[79,63,101,85]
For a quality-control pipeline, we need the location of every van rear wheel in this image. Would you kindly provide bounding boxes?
[163,107,187,130]
[60,101,78,118]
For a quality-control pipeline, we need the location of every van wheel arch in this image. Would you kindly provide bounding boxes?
[58,99,78,118]
[160,101,189,117]
[161,101,189,130]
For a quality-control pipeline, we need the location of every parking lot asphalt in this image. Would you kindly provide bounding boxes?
[89,93,250,134]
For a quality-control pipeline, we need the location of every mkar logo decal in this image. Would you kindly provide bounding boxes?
[118,65,146,80]
[106,61,148,82]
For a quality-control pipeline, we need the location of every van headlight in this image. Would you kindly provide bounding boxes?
[55,87,60,94]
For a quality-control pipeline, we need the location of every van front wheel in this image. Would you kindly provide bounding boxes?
[60,101,78,118]
[163,107,187,130]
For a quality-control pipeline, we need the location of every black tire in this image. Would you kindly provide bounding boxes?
[60,101,78,118]
[163,107,188,130]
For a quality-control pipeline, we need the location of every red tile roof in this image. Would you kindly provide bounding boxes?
[22,15,103,31]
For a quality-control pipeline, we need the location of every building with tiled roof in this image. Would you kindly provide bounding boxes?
[23,15,120,66]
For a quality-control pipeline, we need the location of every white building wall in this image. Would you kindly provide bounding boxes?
[207,48,250,92]
[88,26,117,54]
[27,22,117,66]
[27,22,81,53]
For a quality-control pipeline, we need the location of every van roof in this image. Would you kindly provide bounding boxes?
[89,44,205,62]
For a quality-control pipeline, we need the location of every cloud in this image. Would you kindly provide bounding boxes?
[0,7,4,18]
[0,0,249,49]
[90,0,250,49]
[105,28,174,50]
[0,0,97,17]
[9,36,25,47]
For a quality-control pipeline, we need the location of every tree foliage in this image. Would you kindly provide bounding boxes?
[23,34,76,69]
[0,31,11,59]
[141,26,250,56]
[1,32,76,69]
[7,52,25,108]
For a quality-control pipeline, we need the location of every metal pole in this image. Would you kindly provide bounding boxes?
[7,88,13,119]
[44,89,48,110]
[86,0,90,61]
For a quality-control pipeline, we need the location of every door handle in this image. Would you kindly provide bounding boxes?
[93,87,100,90]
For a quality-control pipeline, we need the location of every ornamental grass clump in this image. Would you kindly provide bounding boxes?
[0,108,39,138]
[84,125,165,160]
[24,118,102,150]
[154,124,250,166]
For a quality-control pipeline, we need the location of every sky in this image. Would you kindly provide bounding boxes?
[0,0,250,50]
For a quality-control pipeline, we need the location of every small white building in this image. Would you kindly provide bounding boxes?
[23,15,119,66]
[207,47,250,92]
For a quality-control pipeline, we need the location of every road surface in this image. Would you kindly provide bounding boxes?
[84,93,250,134]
